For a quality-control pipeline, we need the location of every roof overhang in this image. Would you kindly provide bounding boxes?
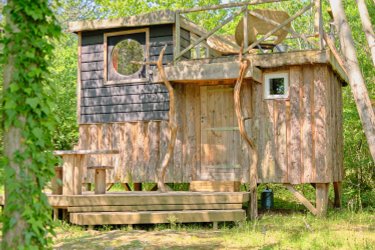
[68,10,176,33]
[150,50,348,85]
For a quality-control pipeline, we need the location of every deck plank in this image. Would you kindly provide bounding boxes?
[70,209,246,225]
[67,203,242,212]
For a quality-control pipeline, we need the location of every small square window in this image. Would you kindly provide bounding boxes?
[264,72,289,99]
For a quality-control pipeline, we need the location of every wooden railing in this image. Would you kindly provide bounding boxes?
[173,0,324,62]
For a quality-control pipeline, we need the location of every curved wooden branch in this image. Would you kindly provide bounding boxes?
[156,46,177,192]
[234,57,258,219]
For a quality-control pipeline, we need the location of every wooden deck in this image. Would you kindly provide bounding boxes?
[0,191,248,226]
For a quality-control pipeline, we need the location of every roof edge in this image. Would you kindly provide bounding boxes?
[68,10,176,33]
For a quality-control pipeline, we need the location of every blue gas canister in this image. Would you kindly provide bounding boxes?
[261,187,274,209]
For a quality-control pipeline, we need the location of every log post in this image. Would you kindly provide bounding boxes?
[356,0,375,65]
[234,52,258,220]
[333,182,342,208]
[316,183,329,217]
[156,46,178,192]
[329,0,375,162]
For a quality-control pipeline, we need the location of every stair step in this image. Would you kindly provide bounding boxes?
[70,209,246,225]
[68,203,242,212]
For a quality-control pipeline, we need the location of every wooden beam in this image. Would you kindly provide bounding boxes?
[246,3,313,51]
[323,33,347,75]
[356,0,375,65]
[179,0,287,13]
[180,17,240,52]
[176,6,246,60]
[153,60,262,83]
[284,184,318,215]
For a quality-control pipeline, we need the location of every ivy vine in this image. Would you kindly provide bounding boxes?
[1,0,61,249]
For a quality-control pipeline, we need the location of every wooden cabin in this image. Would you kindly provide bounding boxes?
[59,4,348,225]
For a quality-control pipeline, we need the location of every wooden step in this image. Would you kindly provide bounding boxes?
[69,209,246,225]
[67,203,242,212]
[48,191,249,207]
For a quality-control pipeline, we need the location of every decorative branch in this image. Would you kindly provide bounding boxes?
[234,50,258,219]
[156,45,178,192]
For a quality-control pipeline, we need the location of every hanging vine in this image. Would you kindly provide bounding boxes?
[1,0,61,248]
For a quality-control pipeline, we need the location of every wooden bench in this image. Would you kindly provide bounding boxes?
[53,149,119,195]
[87,166,114,194]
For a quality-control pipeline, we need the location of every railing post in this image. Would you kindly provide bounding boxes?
[243,5,249,53]
[174,11,181,63]
[314,0,324,49]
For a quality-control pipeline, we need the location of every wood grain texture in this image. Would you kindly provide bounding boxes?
[67,203,242,212]
[70,210,246,225]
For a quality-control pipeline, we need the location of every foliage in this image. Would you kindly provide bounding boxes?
[51,210,375,249]
[1,0,61,248]
[50,33,79,150]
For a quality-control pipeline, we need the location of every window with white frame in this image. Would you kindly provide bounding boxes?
[264,72,289,99]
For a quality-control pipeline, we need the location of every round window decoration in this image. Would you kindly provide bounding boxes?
[111,39,144,76]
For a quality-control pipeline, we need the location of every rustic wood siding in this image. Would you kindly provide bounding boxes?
[80,25,175,124]
[78,65,344,184]
[255,65,344,184]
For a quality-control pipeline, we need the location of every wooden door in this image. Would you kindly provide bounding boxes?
[200,86,242,181]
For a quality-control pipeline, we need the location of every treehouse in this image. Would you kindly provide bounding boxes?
[45,1,349,226]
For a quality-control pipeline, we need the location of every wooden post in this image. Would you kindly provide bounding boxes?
[174,11,181,62]
[156,46,178,192]
[329,0,375,162]
[94,169,106,194]
[316,183,329,217]
[62,155,75,195]
[234,54,258,220]
[51,167,63,195]
[53,208,59,221]
[133,183,142,191]
[243,7,249,53]
[333,182,342,208]
[73,155,84,195]
[314,0,324,49]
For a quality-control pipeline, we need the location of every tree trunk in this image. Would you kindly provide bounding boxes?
[356,0,375,66]
[329,0,375,162]
[2,35,28,249]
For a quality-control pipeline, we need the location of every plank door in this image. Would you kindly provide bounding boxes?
[200,86,242,181]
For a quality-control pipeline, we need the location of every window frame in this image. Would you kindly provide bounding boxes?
[103,28,150,85]
[264,72,289,100]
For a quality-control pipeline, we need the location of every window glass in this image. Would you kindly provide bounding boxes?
[269,78,285,95]
[264,72,288,99]
[111,39,144,76]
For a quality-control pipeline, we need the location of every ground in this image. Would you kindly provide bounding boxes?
[52,210,375,250]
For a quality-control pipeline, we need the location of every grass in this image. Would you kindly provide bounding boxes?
[52,210,375,249]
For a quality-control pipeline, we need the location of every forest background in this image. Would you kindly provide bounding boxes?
[0,0,373,210]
